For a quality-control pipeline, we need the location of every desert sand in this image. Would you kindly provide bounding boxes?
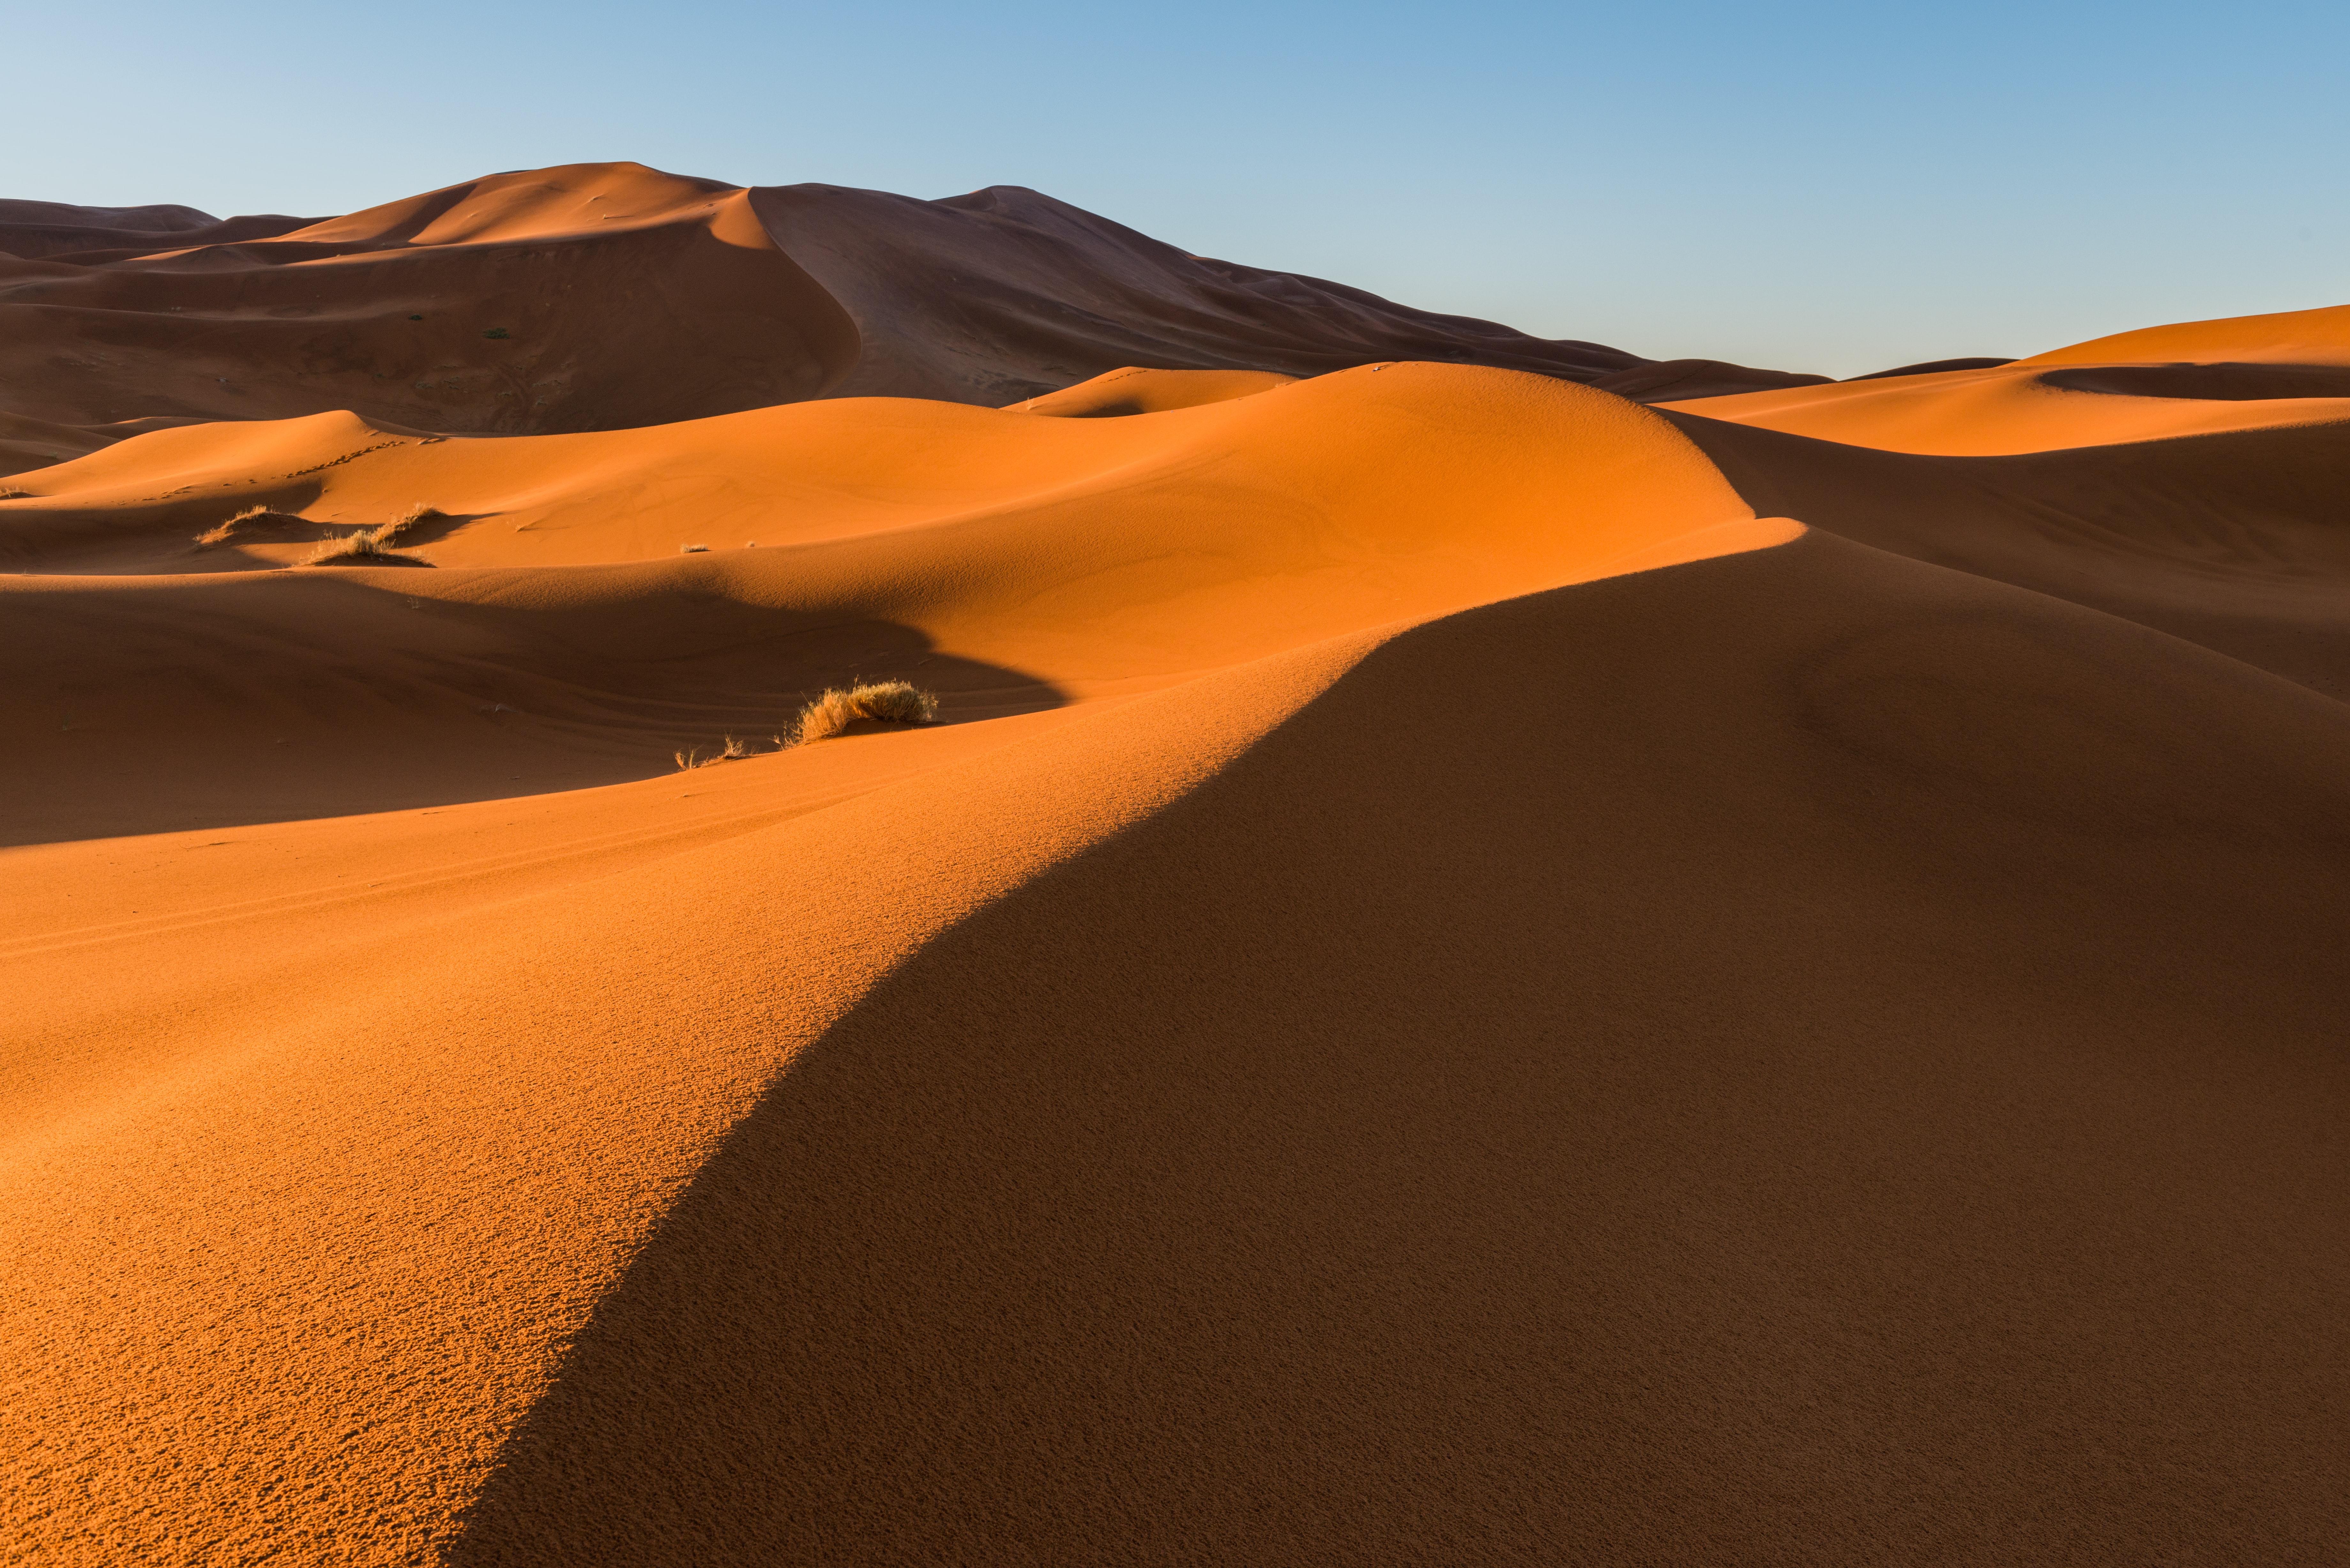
[4,164,2347,1564]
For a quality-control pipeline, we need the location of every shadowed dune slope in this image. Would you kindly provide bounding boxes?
[1004,365,1299,416]
[0,197,311,260]
[745,182,1651,404]
[0,164,857,475]
[1663,409,2350,697]
[447,530,2350,1564]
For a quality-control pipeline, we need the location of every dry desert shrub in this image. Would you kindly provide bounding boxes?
[673,734,754,771]
[300,504,441,565]
[194,504,308,547]
[303,528,406,565]
[671,682,936,771]
[0,486,32,500]
[792,680,939,745]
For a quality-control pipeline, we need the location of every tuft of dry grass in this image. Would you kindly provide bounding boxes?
[791,680,939,745]
[299,504,441,565]
[0,486,33,501]
[671,683,936,771]
[303,528,406,565]
[194,504,307,547]
[674,734,754,771]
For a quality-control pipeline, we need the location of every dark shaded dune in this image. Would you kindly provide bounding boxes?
[1588,356,1831,402]
[451,531,2350,1565]
[0,198,313,261]
[1663,410,2350,697]
[2038,361,2350,400]
[1846,355,2017,381]
[748,182,1660,403]
[0,164,857,474]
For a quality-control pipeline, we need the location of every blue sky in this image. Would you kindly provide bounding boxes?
[7,1,2345,375]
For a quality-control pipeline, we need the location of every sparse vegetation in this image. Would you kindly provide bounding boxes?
[482,327,511,340]
[194,504,307,547]
[791,680,939,745]
[680,543,709,553]
[299,504,442,565]
[0,487,32,500]
[674,735,753,771]
[669,682,938,771]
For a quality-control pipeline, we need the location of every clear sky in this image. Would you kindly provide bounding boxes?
[7,0,2345,376]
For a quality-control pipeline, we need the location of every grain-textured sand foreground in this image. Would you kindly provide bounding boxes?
[5,165,2349,1564]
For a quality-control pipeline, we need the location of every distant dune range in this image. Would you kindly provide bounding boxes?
[0,161,1835,479]
[4,163,2349,1564]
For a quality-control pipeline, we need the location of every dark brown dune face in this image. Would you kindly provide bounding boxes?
[0,198,315,260]
[746,182,1655,403]
[448,533,2350,1565]
[2036,361,2350,400]
[0,165,859,474]
[1664,410,2350,696]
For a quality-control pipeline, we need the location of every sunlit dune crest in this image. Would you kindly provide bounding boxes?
[5,163,2348,1565]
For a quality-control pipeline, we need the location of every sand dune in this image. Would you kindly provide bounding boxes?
[1,366,1783,847]
[2,161,1834,478]
[5,163,2349,1564]
[1665,411,2350,696]
[0,165,854,474]
[1663,301,2350,455]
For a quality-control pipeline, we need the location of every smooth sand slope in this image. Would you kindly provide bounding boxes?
[5,230,2350,1565]
[1665,411,2350,697]
[1662,303,2350,455]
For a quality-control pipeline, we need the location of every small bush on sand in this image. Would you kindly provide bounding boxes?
[792,680,939,745]
[0,487,32,500]
[674,735,753,771]
[195,504,308,547]
[300,504,441,565]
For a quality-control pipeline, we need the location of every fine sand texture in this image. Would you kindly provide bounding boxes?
[4,177,2350,1564]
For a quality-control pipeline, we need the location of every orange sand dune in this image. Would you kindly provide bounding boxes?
[2021,299,2350,366]
[1662,300,2350,455]
[1662,359,2350,453]
[0,365,1789,845]
[6,163,2350,1564]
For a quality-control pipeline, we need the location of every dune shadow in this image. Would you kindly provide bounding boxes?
[442,541,2350,1564]
[1,571,1065,847]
